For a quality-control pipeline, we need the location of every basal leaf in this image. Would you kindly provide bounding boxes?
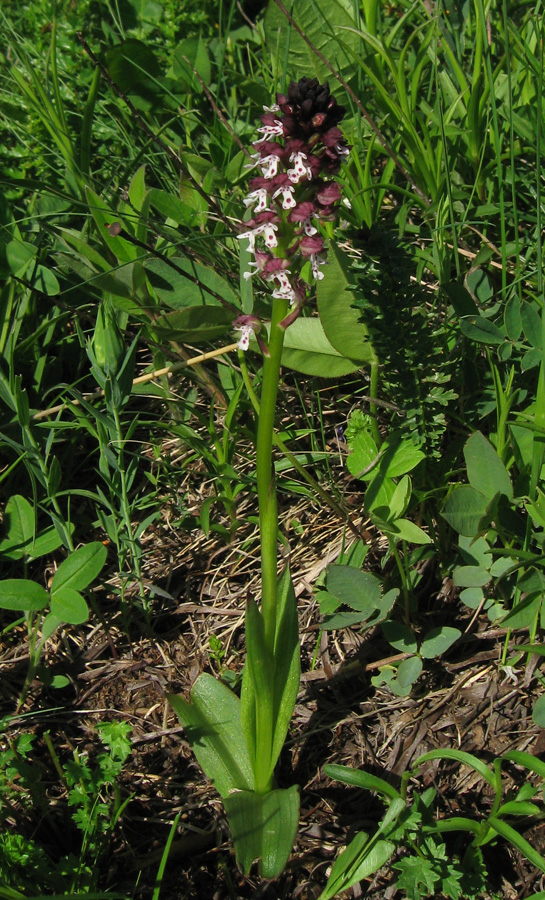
[168,674,254,797]
[224,785,299,878]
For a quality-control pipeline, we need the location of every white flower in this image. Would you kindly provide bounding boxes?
[243,188,270,212]
[262,223,278,248]
[311,255,325,280]
[272,184,297,210]
[259,155,280,179]
[287,151,312,184]
[236,324,254,350]
[237,228,259,252]
[255,119,283,142]
[303,217,318,236]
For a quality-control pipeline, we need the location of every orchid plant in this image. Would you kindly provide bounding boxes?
[169,78,349,879]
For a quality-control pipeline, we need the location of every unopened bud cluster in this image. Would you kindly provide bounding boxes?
[234,78,349,348]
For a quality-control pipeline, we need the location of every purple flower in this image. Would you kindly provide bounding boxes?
[238,78,347,324]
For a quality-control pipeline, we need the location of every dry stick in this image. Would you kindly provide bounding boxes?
[31,342,240,421]
[271,0,430,206]
[183,58,252,158]
[75,33,233,230]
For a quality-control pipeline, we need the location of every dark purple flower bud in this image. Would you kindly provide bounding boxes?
[262,256,291,276]
[253,209,280,226]
[256,140,285,159]
[316,182,342,206]
[300,234,325,257]
[322,127,345,148]
[288,201,318,223]
[248,175,272,192]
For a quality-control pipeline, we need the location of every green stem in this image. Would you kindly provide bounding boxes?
[112,403,147,611]
[256,298,289,650]
[369,351,381,447]
[238,352,364,542]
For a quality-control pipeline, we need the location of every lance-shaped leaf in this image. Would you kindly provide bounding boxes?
[270,568,301,780]
[168,674,254,798]
[224,785,300,879]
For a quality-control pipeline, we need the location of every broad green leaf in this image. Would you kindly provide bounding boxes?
[500,594,541,629]
[389,475,411,520]
[419,627,461,659]
[521,301,543,349]
[317,241,373,363]
[26,525,65,559]
[460,587,484,609]
[441,485,489,536]
[325,566,382,611]
[532,695,545,727]
[444,283,479,317]
[465,267,494,304]
[382,621,418,653]
[458,534,492,568]
[397,655,423,687]
[173,36,211,90]
[381,518,432,544]
[496,801,542,817]
[382,438,426,478]
[459,315,504,345]
[41,612,63,640]
[346,430,380,479]
[453,565,490,588]
[6,239,36,276]
[504,294,522,340]
[224,785,299,879]
[321,609,375,630]
[144,257,237,310]
[264,0,361,86]
[152,306,233,343]
[50,542,107,594]
[35,265,60,296]
[0,579,49,611]
[168,674,254,797]
[148,188,196,226]
[279,317,363,376]
[0,495,35,559]
[464,431,512,500]
[50,588,89,625]
[105,39,161,98]
[503,750,545,781]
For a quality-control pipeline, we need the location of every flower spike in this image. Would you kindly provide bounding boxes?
[238,78,349,327]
